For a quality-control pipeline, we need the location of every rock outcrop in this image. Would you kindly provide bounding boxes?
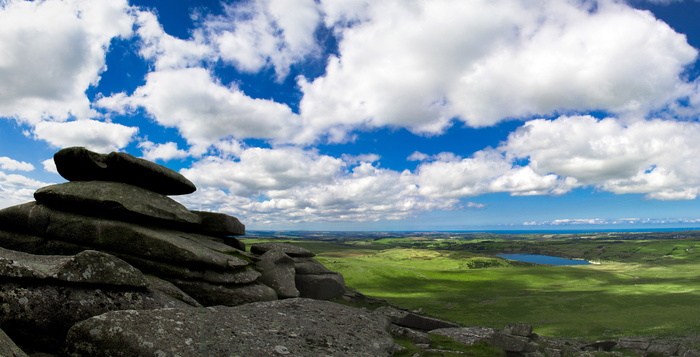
[65,298,398,357]
[0,147,348,355]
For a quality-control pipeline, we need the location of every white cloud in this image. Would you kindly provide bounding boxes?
[0,0,133,124]
[182,146,345,196]
[32,119,138,153]
[0,157,33,172]
[413,149,573,198]
[99,68,302,152]
[204,0,322,80]
[42,158,58,174]
[134,10,212,71]
[502,115,700,199]
[138,141,189,162]
[0,171,52,208]
[298,0,697,142]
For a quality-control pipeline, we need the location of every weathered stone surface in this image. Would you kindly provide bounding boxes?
[173,280,278,306]
[257,248,299,298]
[53,146,196,195]
[53,146,108,182]
[0,328,28,357]
[504,323,534,337]
[376,306,460,331]
[35,181,201,227]
[391,324,433,344]
[296,272,346,300]
[617,337,652,351]
[0,202,248,271]
[191,210,245,236]
[123,254,260,284]
[490,332,538,352]
[66,298,397,357]
[0,247,147,287]
[429,327,497,346]
[251,242,316,257]
[144,275,202,307]
[0,282,193,352]
[294,257,333,274]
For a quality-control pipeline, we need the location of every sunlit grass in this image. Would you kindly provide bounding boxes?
[312,241,700,340]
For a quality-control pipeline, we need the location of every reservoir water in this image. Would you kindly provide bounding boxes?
[497,254,591,266]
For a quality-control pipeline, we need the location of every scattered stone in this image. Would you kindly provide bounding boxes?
[504,323,534,337]
[376,306,460,331]
[53,147,196,195]
[191,210,245,236]
[391,324,433,344]
[35,181,201,227]
[617,337,652,351]
[490,332,538,353]
[585,340,618,352]
[65,298,397,357]
[429,327,497,346]
[256,249,300,298]
[251,242,316,257]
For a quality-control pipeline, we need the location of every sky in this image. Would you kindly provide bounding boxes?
[1,0,700,231]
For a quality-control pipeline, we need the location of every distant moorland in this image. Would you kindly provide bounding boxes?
[243,230,700,340]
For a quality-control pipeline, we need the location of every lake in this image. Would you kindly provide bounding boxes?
[497,254,591,266]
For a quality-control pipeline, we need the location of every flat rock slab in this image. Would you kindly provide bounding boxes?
[173,280,277,307]
[0,202,248,271]
[251,242,315,257]
[375,306,459,331]
[191,210,245,236]
[66,298,396,357]
[35,181,201,227]
[429,327,497,346]
[0,247,146,287]
[54,147,196,195]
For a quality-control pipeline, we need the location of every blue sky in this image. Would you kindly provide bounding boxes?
[1,0,700,231]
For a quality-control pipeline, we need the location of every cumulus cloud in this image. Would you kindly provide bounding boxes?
[298,0,697,142]
[0,171,52,208]
[204,0,322,80]
[502,115,700,199]
[98,68,302,152]
[0,157,34,172]
[0,0,133,123]
[32,119,138,153]
[138,141,189,161]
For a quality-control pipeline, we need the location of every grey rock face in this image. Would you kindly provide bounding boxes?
[0,202,247,271]
[0,281,193,352]
[0,328,28,357]
[65,298,397,357]
[294,257,334,274]
[173,280,278,306]
[0,247,146,287]
[53,146,196,195]
[296,271,346,300]
[191,210,245,236]
[503,323,534,337]
[256,249,300,298]
[35,181,201,227]
[251,242,316,257]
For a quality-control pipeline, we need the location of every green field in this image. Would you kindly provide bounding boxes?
[245,234,700,340]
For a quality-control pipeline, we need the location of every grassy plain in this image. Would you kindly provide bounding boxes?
[244,233,700,340]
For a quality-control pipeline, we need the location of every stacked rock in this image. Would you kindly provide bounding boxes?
[0,147,345,307]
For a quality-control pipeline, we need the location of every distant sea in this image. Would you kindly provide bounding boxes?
[440,227,700,234]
